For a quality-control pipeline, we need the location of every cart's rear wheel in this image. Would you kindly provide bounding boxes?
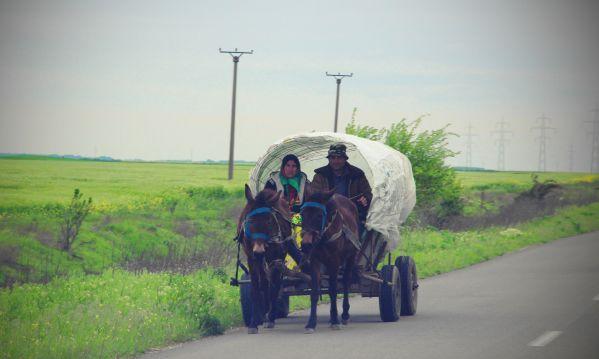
[379,264,401,322]
[396,256,418,316]
[240,273,253,326]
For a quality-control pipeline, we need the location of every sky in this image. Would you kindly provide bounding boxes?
[1,0,598,171]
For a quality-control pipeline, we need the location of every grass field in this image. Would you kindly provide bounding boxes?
[0,159,252,209]
[2,202,598,358]
[1,157,599,358]
[2,158,598,209]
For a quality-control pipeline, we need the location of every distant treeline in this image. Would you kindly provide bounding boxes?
[0,153,255,165]
[452,166,493,172]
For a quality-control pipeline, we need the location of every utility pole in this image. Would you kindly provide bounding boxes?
[219,48,253,180]
[463,123,478,168]
[531,114,556,172]
[326,72,353,132]
[491,118,513,171]
[586,107,599,173]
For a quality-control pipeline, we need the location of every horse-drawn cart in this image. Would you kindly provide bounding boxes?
[231,132,419,328]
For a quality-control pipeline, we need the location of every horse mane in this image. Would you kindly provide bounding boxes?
[254,188,278,207]
[237,188,291,236]
[306,192,331,204]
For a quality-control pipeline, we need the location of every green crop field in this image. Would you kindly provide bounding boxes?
[2,158,597,209]
[456,171,598,191]
[0,158,253,209]
[1,157,599,358]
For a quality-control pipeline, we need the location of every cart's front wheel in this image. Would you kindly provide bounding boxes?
[396,256,418,316]
[379,264,401,322]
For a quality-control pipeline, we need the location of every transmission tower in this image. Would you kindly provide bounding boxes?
[585,107,599,173]
[463,123,478,168]
[491,118,513,171]
[531,114,556,172]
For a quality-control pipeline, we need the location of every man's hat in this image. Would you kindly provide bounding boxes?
[327,143,348,159]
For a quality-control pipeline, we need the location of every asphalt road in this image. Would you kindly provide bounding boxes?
[143,231,599,359]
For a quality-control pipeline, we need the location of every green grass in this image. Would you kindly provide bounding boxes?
[455,171,599,190]
[0,186,243,286]
[0,158,252,209]
[4,158,596,208]
[455,171,599,216]
[2,202,598,358]
[2,157,599,357]
[0,269,239,358]
[393,202,599,278]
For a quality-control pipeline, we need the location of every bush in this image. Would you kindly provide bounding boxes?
[346,115,463,225]
[58,189,92,253]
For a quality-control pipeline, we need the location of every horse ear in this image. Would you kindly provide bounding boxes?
[322,187,336,202]
[244,184,254,204]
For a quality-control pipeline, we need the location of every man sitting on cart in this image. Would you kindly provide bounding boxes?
[264,154,308,267]
[311,143,373,236]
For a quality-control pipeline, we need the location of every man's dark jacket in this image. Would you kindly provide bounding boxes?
[311,162,373,216]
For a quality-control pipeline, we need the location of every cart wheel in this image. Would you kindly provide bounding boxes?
[379,264,401,322]
[396,256,418,316]
[240,273,253,326]
[275,294,290,319]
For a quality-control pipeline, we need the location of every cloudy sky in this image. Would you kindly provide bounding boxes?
[1,0,598,171]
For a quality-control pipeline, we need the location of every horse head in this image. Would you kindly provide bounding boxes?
[241,184,289,262]
[300,184,336,255]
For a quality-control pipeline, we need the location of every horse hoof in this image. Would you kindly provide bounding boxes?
[330,324,341,330]
[304,328,315,334]
[247,328,258,334]
[265,322,275,329]
[341,319,349,325]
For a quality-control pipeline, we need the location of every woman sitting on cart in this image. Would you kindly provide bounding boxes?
[264,154,309,213]
[264,154,308,267]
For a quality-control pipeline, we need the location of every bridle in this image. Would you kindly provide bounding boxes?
[242,206,293,244]
[300,202,328,232]
[300,201,342,245]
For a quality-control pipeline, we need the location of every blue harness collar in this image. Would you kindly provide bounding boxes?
[300,201,328,232]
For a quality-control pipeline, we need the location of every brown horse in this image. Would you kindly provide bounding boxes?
[238,184,292,334]
[300,186,360,333]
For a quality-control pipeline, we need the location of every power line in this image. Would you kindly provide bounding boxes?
[531,113,556,172]
[463,123,478,168]
[219,48,254,180]
[491,118,513,171]
[326,72,353,132]
[586,107,599,173]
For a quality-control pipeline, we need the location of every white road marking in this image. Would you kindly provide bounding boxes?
[528,331,562,347]
[593,294,599,301]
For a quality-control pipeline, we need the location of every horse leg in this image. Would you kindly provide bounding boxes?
[328,264,341,329]
[266,266,282,329]
[248,263,263,334]
[305,262,320,333]
[341,258,353,325]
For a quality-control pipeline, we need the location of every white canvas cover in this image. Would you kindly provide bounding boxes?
[248,132,416,250]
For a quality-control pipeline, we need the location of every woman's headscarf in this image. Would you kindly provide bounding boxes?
[279,154,302,192]
[280,154,301,173]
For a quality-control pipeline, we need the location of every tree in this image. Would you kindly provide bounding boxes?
[59,189,92,253]
[346,115,463,225]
